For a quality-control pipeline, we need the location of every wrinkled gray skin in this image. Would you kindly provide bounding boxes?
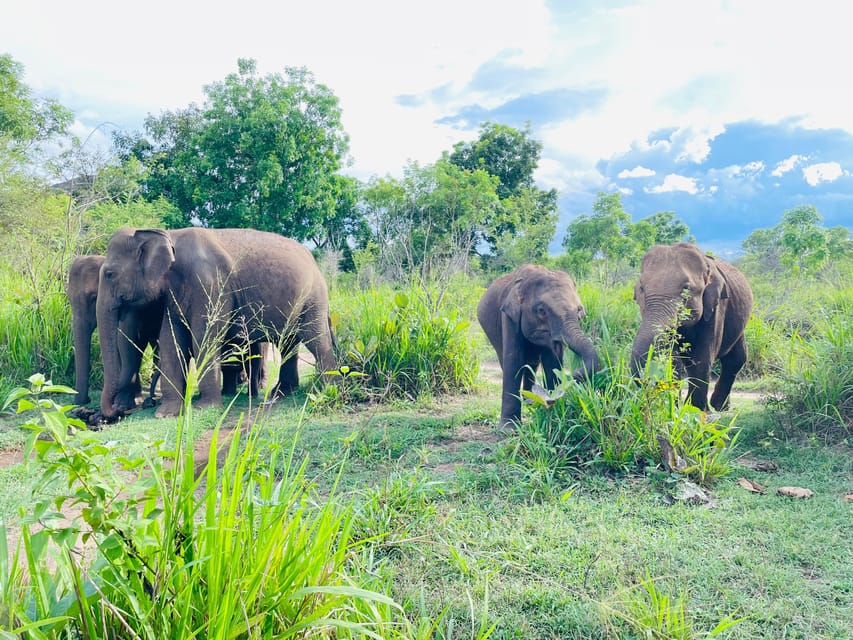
[97,227,337,418]
[630,243,754,411]
[477,264,600,428]
[68,255,162,409]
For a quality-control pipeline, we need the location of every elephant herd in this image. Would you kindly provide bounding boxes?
[69,230,753,430]
[477,243,753,429]
[69,227,337,422]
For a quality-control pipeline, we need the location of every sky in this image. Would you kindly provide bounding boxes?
[3,0,852,256]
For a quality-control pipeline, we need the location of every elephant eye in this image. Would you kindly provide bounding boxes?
[103,269,115,282]
[534,303,547,318]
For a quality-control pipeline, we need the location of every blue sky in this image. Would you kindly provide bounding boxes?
[3,0,851,255]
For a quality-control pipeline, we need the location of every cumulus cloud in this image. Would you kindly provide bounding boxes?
[802,162,846,186]
[646,174,699,195]
[618,165,656,178]
[771,154,807,177]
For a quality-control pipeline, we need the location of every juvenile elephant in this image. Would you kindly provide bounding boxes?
[477,264,600,429]
[630,243,754,411]
[97,227,337,419]
[68,255,163,409]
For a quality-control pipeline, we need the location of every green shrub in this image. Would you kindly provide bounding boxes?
[507,343,739,487]
[775,305,853,435]
[0,373,445,638]
[323,283,479,405]
[0,266,73,400]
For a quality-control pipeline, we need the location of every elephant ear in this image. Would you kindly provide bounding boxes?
[499,277,524,324]
[134,229,175,286]
[702,258,728,321]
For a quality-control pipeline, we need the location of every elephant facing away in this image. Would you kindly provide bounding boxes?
[68,255,162,410]
[630,243,754,411]
[478,264,600,429]
[97,227,337,419]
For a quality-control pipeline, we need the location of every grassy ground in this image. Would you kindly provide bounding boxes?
[1,365,851,639]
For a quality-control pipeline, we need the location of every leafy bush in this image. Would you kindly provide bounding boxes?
[507,345,739,487]
[321,283,478,405]
[0,374,438,638]
[0,266,73,400]
[775,304,853,435]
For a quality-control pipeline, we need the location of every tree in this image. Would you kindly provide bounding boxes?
[629,211,693,253]
[360,160,499,282]
[450,122,541,199]
[449,122,558,270]
[561,192,693,283]
[742,204,852,275]
[1,54,72,162]
[308,174,369,272]
[123,59,350,239]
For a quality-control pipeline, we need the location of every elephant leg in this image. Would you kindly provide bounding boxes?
[278,351,299,395]
[115,340,146,412]
[500,356,525,429]
[221,363,240,396]
[711,337,748,411]
[540,349,562,390]
[155,311,190,418]
[683,353,712,412]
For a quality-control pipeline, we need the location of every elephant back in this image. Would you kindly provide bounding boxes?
[207,228,329,335]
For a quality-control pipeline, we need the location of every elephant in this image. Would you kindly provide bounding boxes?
[477,264,601,429]
[97,227,337,419]
[630,242,754,411]
[68,255,163,410]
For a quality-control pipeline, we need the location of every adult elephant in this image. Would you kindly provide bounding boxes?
[630,242,754,411]
[68,255,163,409]
[477,264,600,429]
[97,227,336,419]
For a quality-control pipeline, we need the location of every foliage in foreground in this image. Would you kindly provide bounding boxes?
[0,374,473,639]
[508,345,739,495]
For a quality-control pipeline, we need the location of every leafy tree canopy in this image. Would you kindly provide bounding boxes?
[449,122,557,271]
[561,191,692,281]
[0,54,72,159]
[359,159,499,282]
[742,204,852,275]
[449,121,542,199]
[118,59,350,240]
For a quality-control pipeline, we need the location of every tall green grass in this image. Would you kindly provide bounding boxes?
[0,265,74,400]
[507,341,739,490]
[321,282,479,405]
[775,303,853,435]
[1,373,480,638]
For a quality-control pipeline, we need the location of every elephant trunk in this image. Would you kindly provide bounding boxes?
[630,299,681,376]
[97,292,122,418]
[73,315,95,406]
[562,320,600,379]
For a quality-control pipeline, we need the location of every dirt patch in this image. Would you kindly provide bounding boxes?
[0,448,23,468]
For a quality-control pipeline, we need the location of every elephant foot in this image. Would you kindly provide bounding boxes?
[155,400,183,418]
[141,396,158,410]
[709,394,731,412]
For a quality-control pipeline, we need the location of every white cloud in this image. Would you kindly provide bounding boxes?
[646,174,699,195]
[772,154,807,177]
[618,166,656,178]
[618,187,634,195]
[3,0,853,182]
[717,161,765,179]
[802,162,846,186]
